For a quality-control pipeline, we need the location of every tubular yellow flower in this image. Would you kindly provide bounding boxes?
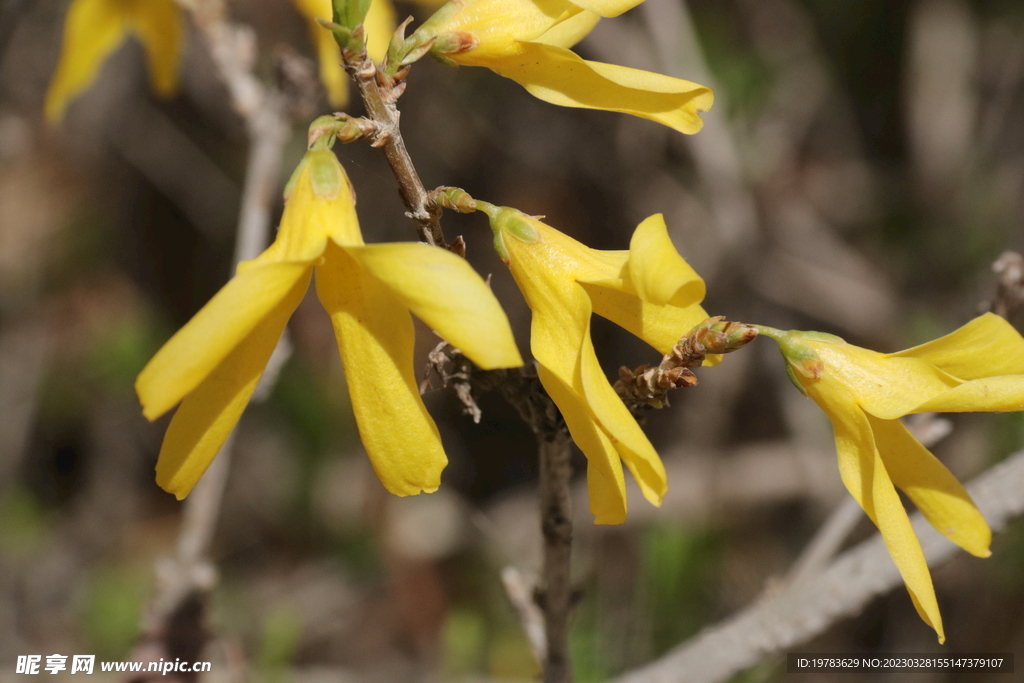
[481,204,710,523]
[45,0,182,122]
[136,149,522,500]
[414,0,712,134]
[291,0,398,107]
[760,313,1024,642]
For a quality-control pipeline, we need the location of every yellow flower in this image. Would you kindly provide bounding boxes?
[414,0,712,134]
[760,313,1024,642]
[45,0,182,122]
[136,149,522,499]
[291,0,398,107]
[480,204,710,523]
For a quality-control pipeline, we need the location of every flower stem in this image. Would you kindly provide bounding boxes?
[539,433,575,683]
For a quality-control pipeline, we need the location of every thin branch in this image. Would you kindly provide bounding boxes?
[137,0,296,663]
[538,433,575,683]
[501,566,547,666]
[612,447,1024,683]
[343,50,447,248]
[991,251,1024,319]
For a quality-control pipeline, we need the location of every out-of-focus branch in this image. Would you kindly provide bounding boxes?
[501,566,547,665]
[612,447,1024,683]
[136,0,296,672]
[182,0,291,264]
[991,251,1024,319]
[538,433,575,683]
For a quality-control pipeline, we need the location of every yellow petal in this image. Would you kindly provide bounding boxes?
[626,214,706,307]
[816,387,945,642]
[127,0,182,98]
[563,0,643,18]
[533,8,601,48]
[365,0,397,62]
[137,262,313,421]
[888,312,1024,379]
[514,263,629,522]
[346,242,523,369]
[476,42,713,134]
[582,282,711,355]
[811,341,960,420]
[868,414,991,557]
[427,0,583,52]
[578,324,667,506]
[523,267,662,515]
[315,244,447,496]
[522,269,590,382]
[45,0,127,122]
[911,376,1024,414]
[155,273,308,499]
[538,364,627,524]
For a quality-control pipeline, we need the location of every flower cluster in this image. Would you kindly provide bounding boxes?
[89,0,1024,647]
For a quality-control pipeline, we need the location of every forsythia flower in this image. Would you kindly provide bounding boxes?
[291,0,397,107]
[136,149,522,499]
[413,0,712,134]
[759,313,1024,642]
[481,204,710,523]
[45,0,182,122]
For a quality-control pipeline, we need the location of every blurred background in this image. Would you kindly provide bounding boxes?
[1,0,1023,680]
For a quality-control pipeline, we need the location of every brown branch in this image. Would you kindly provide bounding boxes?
[538,433,575,683]
[343,49,448,248]
[423,343,575,678]
[991,251,1024,320]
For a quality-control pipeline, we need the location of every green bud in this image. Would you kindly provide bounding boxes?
[315,17,353,48]
[434,187,477,213]
[333,0,371,32]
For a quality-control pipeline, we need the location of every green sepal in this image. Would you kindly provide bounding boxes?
[283,155,310,201]
[785,362,810,396]
[307,150,343,200]
[415,0,465,34]
[493,230,509,263]
[776,334,825,380]
[799,330,844,344]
